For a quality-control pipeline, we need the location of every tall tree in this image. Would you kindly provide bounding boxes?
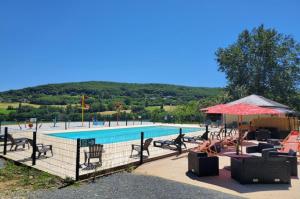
[216,25,300,107]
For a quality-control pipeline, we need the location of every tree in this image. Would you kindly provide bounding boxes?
[216,25,300,107]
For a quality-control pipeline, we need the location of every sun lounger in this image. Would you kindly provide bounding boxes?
[28,139,53,158]
[154,134,186,150]
[130,138,153,157]
[7,133,29,151]
[183,131,209,143]
[206,139,222,154]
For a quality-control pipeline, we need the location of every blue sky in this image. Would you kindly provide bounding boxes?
[1,0,300,91]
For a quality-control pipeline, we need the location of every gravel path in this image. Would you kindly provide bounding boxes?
[30,172,243,199]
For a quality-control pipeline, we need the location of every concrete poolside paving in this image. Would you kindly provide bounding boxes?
[0,123,208,179]
[134,152,300,199]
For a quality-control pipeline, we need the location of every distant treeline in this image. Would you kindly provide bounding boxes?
[0,81,222,107]
[0,81,222,123]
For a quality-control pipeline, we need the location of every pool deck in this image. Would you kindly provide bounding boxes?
[0,123,209,179]
[134,145,300,199]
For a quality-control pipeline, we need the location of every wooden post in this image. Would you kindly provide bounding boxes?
[75,138,80,181]
[140,132,144,165]
[32,131,37,165]
[3,127,8,155]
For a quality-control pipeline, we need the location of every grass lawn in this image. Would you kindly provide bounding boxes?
[0,108,16,115]
[0,160,64,198]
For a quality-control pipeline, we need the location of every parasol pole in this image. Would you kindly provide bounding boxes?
[236,115,240,155]
[240,115,243,154]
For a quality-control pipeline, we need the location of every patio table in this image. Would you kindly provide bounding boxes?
[222,152,258,171]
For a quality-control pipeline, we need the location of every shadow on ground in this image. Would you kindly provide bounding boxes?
[185,169,291,194]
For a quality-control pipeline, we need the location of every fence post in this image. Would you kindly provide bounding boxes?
[204,124,208,140]
[140,132,144,165]
[0,121,2,134]
[109,120,111,127]
[140,117,142,125]
[179,128,182,154]
[75,138,80,181]
[89,119,91,128]
[3,127,8,155]
[65,120,67,130]
[32,131,37,165]
[126,118,128,126]
[35,118,38,132]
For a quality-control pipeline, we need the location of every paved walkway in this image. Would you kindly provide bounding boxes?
[134,153,300,199]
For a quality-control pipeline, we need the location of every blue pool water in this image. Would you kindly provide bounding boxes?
[48,126,202,144]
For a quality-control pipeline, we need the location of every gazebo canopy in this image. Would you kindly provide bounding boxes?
[227,94,289,108]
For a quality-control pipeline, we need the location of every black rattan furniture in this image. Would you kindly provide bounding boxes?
[231,156,291,184]
[267,150,298,177]
[246,142,274,154]
[188,151,219,176]
[255,129,271,141]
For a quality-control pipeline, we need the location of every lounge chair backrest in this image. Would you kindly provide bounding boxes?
[89,144,103,159]
[143,138,153,149]
[201,131,209,140]
[174,134,185,144]
[7,134,16,144]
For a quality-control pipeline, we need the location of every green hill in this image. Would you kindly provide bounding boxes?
[0,81,222,107]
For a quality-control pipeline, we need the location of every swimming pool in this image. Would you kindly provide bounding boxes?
[48,125,203,144]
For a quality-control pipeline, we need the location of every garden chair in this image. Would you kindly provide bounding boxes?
[130,138,153,157]
[84,144,104,166]
[28,139,53,158]
[210,128,224,140]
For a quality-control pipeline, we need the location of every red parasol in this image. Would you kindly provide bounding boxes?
[203,103,280,155]
[205,103,280,115]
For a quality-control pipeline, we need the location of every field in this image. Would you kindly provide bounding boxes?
[0,102,40,109]
[98,110,131,115]
[0,103,69,116]
[145,105,177,112]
